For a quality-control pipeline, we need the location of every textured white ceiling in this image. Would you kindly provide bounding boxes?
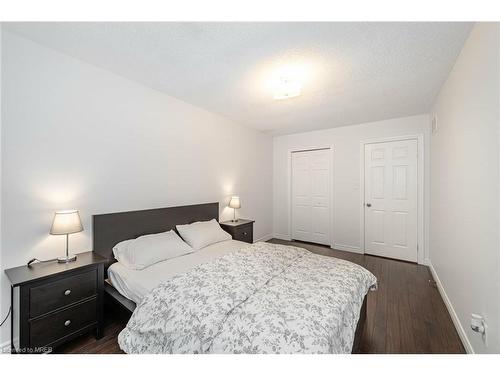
[4,22,472,135]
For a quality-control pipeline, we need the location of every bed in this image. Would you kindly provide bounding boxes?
[108,239,250,304]
[92,202,376,354]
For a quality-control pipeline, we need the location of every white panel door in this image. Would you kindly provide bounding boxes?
[292,149,331,246]
[364,140,417,262]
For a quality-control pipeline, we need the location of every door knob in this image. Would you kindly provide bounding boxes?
[366,203,371,207]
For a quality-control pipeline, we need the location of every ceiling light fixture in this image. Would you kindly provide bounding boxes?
[273,77,302,100]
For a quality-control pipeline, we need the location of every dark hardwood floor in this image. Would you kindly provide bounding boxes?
[56,239,465,354]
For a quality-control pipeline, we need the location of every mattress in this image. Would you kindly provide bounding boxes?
[108,239,249,304]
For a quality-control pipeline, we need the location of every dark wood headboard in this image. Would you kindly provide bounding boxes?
[92,202,219,268]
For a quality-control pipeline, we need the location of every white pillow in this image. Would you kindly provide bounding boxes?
[112,230,194,270]
[176,219,231,250]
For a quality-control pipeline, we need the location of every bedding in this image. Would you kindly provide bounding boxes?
[118,242,377,354]
[108,239,249,303]
[112,230,194,270]
[176,218,231,250]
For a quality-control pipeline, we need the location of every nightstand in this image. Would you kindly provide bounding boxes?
[4,251,106,353]
[220,219,254,244]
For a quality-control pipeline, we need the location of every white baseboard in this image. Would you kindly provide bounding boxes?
[332,243,363,254]
[272,233,291,241]
[428,262,474,354]
[253,233,273,243]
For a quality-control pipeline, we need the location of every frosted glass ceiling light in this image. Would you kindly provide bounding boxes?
[273,77,302,100]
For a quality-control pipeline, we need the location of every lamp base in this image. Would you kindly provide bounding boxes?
[57,254,77,263]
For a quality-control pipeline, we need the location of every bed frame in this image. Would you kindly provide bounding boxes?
[93,202,219,270]
[93,202,219,312]
[91,201,367,353]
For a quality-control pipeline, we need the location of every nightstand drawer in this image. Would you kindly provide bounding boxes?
[29,298,97,348]
[30,269,97,317]
[234,224,253,243]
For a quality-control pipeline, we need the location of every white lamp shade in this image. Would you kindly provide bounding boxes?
[228,196,241,209]
[50,210,84,235]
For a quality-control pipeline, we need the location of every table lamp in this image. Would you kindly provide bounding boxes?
[228,196,241,222]
[50,210,83,263]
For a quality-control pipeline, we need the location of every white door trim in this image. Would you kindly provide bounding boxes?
[287,146,334,247]
[359,134,425,264]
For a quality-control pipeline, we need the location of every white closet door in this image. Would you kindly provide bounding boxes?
[291,149,331,246]
[364,140,417,262]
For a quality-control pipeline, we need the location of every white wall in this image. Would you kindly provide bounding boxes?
[0,24,3,344]
[429,23,500,353]
[273,114,430,259]
[0,31,273,344]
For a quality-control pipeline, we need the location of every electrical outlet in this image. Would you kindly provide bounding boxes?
[471,313,487,345]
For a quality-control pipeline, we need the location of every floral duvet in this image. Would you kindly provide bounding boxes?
[118,242,377,354]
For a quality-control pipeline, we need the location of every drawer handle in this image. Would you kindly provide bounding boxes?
[64,289,71,296]
[243,232,247,236]
[64,320,71,327]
